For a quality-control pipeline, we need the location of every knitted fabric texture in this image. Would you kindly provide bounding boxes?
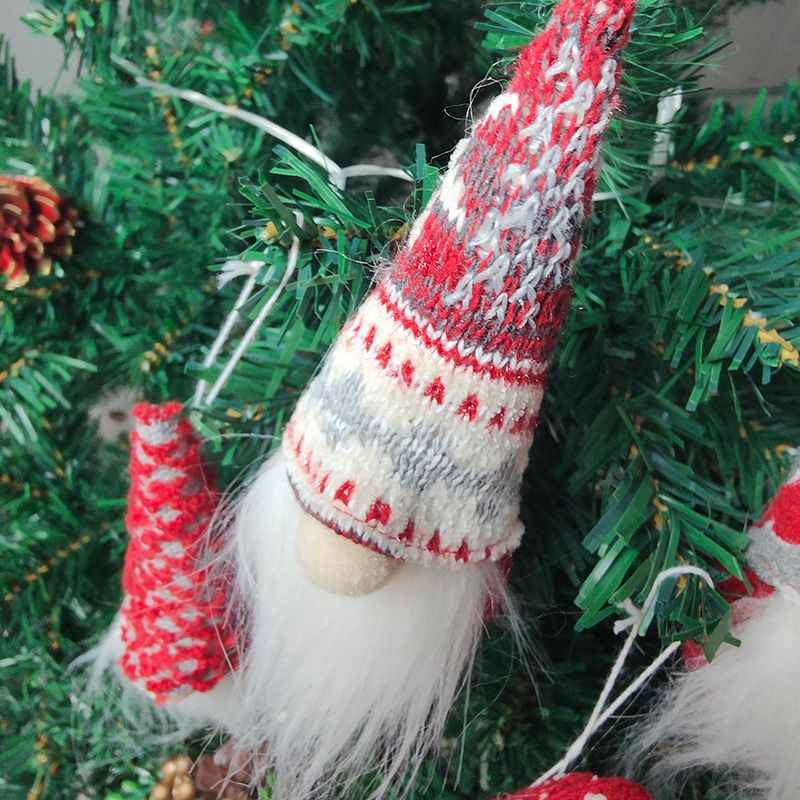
[284,0,636,565]
[748,457,800,591]
[500,773,652,800]
[118,403,237,703]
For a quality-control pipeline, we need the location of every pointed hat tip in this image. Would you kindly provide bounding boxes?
[511,0,637,82]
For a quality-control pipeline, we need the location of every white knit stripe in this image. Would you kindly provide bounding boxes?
[284,408,527,562]
[485,91,521,120]
[404,209,429,250]
[437,172,468,231]
[343,293,545,431]
[436,136,471,230]
[137,416,180,446]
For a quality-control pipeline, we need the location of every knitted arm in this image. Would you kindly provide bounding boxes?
[119,403,237,702]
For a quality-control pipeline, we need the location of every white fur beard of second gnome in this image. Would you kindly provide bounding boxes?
[199,451,516,800]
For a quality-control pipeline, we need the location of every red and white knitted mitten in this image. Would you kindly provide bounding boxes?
[117,403,237,704]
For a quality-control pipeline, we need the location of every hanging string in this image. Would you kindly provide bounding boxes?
[111,56,413,191]
[649,88,684,169]
[197,233,301,409]
[531,565,715,786]
[192,261,263,409]
[109,56,673,203]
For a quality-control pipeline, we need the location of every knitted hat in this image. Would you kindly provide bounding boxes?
[746,454,800,591]
[679,463,800,668]
[283,0,635,566]
[118,403,237,703]
[499,773,652,800]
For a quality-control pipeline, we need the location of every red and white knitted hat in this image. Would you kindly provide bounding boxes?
[745,454,800,591]
[283,0,636,566]
[118,403,237,704]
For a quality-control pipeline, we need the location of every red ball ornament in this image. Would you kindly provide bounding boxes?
[500,773,652,800]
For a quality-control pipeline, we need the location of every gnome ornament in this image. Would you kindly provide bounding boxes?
[498,773,652,800]
[102,0,637,796]
[626,454,800,799]
[222,0,636,795]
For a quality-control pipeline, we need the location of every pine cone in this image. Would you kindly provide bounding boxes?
[193,742,261,800]
[0,175,77,290]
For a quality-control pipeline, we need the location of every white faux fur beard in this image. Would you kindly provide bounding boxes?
[625,589,800,799]
[211,451,515,800]
[89,451,518,799]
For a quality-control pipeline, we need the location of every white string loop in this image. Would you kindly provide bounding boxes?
[649,88,684,168]
[111,57,413,191]
[191,263,261,409]
[193,211,303,410]
[531,565,714,786]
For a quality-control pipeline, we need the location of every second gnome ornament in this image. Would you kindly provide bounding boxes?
[108,0,639,798]
[624,454,800,799]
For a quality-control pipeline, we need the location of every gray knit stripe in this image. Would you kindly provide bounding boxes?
[748,521,800,591]
[304,363,523,526]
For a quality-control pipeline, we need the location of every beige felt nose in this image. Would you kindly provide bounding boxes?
[296,513,400,596]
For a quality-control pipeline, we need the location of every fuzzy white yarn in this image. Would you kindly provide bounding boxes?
[624,588,800,799]
[209,450,519,800]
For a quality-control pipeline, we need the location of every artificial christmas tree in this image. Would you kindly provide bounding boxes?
[2,0,799,799]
